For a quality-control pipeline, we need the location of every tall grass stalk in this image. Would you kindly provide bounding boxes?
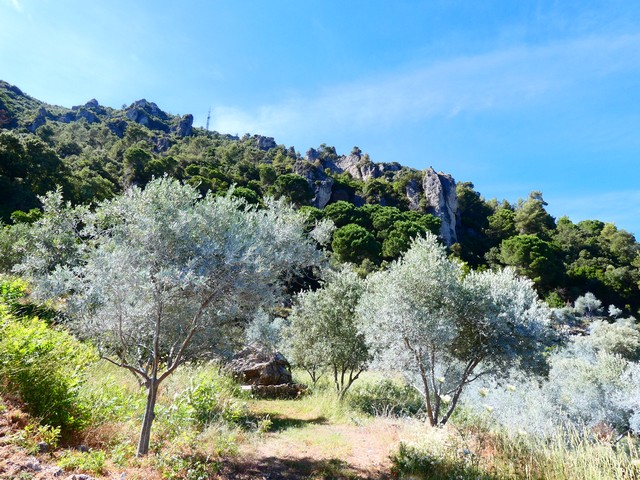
[394,421,640,480]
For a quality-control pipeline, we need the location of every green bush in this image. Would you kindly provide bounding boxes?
[390,442,494,480]
[179,368,246,427]
[0,315,97,432]
[159,452,221,480]
[347,379,423,417]
[57,450,106,475]
[0,276,57,322]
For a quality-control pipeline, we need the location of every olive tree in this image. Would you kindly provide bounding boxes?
[19,178,324,455]
[359,233,555,426]
[286,268,369,397]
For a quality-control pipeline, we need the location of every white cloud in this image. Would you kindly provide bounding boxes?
[6,0,23,11]
[211,33,640,140]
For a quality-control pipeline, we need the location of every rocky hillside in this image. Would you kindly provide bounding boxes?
[0,80,459,243]
[1,80,639,313]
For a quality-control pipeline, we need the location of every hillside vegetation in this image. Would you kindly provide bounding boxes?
[1,80,638,313]
[1,81,640,479]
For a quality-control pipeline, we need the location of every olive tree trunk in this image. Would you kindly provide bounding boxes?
[137,376,159,456]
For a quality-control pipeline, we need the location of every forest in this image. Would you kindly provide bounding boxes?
[1,80,640,479]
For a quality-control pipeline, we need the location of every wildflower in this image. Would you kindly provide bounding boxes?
[436,376,445,383]
[440,394,451,403]
[506,384,516,392]
[483,404,494,413]
[478,388,489,397]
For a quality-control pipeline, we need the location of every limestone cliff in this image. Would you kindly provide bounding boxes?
[422,168,458,245]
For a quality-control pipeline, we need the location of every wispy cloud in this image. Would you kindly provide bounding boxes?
[6,0,23,11]
[211,33,640,139]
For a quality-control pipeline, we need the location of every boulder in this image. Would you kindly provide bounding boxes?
[85,98,99,109]
[228,344,292,386]
[292,161,334,209]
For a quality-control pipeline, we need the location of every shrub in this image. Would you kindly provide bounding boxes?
[0,276,57,322]
[347,379,423,417]
[179,367,246,427]
[57,450,106,475]
[159,452,221,480]
[0,315,97,432]
[390,442,493,480]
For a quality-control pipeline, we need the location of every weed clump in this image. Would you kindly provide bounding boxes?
[347,378,423,417]
[0,315,97,433]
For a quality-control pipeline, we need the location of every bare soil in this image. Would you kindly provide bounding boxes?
[220,407,412,479]
[0,398,412,480]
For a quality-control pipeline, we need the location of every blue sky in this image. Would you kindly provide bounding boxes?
[1,0,639,236]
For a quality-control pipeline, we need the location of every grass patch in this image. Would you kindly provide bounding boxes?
[57,449,107,475]
[390,418,640,480]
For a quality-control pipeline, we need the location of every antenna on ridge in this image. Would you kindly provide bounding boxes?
[205,107,211,131]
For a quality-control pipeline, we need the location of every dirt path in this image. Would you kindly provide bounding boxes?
[1,397,420,480]
[222,410,414,479]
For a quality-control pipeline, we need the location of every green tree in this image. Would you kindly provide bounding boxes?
[381,220,428,259]
[122,146,151,187]
[286,268,369,398]
[323,201,363,228]
[230,186,262,206]
[331,223,381,264]
[359,234,554,426]
[485,206,516,244]
[18,178,324,456]
[268,173,313,207]
[498,234,564,290]
[514,191,555,238]
[258,164,277,186]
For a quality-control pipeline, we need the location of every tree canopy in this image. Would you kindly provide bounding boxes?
[359,233,555,426]
[286,268,369,397]
[16,177,325,455]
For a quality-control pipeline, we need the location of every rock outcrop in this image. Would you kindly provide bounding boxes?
[125,99,171,132]
[253,135,277,151]
[405,179,422,211]
[228,344,293,386]
[27,107,48,132]
[174,114,193,137]
[335,153,379,181]
[293,161,334,209]
[228,344,306,399]
[332,154,403,182]
[422,167,458,245]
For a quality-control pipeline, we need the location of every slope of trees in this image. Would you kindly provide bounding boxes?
[0,80,638,313]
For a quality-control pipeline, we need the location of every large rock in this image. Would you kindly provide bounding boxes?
[293,161,334,208]
[405,179,422,211]
[422,167,458,245]
[76,108,100,124]
[253,135,277,151]
[247,383,308,399]
[228,344,292,386]
[125,99,171,132]
[335,154,379,181]
[174,114,193,137]
[27,107,48,132]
